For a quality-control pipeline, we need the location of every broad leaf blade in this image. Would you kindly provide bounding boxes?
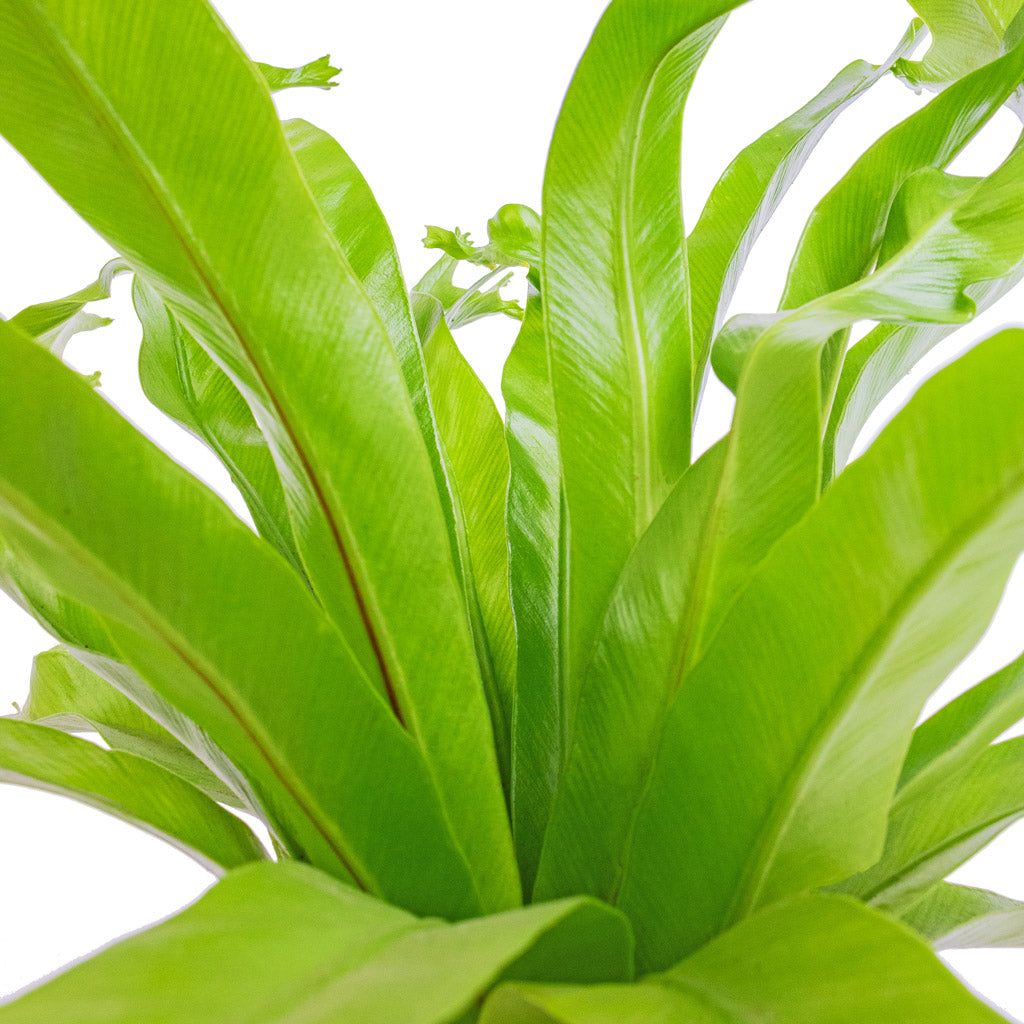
[0,863,632,1022]
[0,718,265,873]
[0,318,486,918]
[482,895,1006,1023]
[0,0,516,911]
[503,285,568,893]
[835,737,1024,913]
[582,328,1024,969]
[542,0,742,705]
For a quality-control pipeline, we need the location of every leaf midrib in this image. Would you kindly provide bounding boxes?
[728,462,1024,922]
[0,476,375,892]
[17,0,407,726]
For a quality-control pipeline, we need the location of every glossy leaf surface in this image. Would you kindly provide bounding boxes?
[481,895,1004,1023]
[0,863,632,1023]
[836,737,1024,913]
[503,285,566,893]
[542,0,741,705]
[0,318,489,918]
[541,328,1024,969]
[689,20,922,366]
[0,0,516,911]
[134,278,302,572]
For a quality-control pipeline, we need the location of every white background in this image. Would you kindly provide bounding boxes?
[2,0,1024,1014]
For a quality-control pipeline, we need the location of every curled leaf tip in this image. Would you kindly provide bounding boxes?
[256,55,342,93]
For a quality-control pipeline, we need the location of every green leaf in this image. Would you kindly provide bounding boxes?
[0,317,494,919]
[255,54,341,91]
[904,882,1024,950]
[545,138,1024,891]
[0,0,517,912]
[0,717,266,873]
[721,36,1024,412]
[7,257,128,357]
[894,0,1024,92]
[0,541,258,811]
[134,278,303,574]
[696,132,1024,654]
[16,645,237,805]
[0,862,633,1023]
[689,19,923,369]
[535,440,729,904]
[424,225,479,262]
[283,122,523,823]
[542,0,742,700]
[420,313,517,797]
[835,737,1024,913]
[902,650,1024,793]
[541,328,1024,969]
[780,37,1024,310]
[503,285,567,894]
[481,895,1005,1023]
[823,167,1024,478]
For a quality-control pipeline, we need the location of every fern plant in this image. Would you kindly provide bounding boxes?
[3,0,1024,1018]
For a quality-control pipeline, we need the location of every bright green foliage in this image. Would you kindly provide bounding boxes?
[2,0,1024,1019]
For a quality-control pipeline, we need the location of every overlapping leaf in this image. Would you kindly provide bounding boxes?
[15,646,235,804]
[503,284,567,892]
[481,895,1004,1023]
[0,0,517,911]
[0,863,632,1023]
[688,19,922,369]
[0,318,493,918]
[541,328,1024,970]
[542,0,744,718]
[0,717,265,873]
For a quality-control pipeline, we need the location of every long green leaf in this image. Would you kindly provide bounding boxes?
[0,543,258,811]
[694,129,1024,653]
[544,327,1024,969]
[17,645,236,805]
[542,0,743,706]
[720,37,1024,412]
[0,318,492,918]
[539,127,1024,916]
[835,737,1024,913]
[0,718,265,873]
[902,650,1024,793]
[0,863,632,1023]
[421,314,516,795]
[134,278,303,573]
[688,20,922,369]
[503,284,567,894]
[904,882,1024,950]
[480,895,1004,1023]
[0,0,516,910]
